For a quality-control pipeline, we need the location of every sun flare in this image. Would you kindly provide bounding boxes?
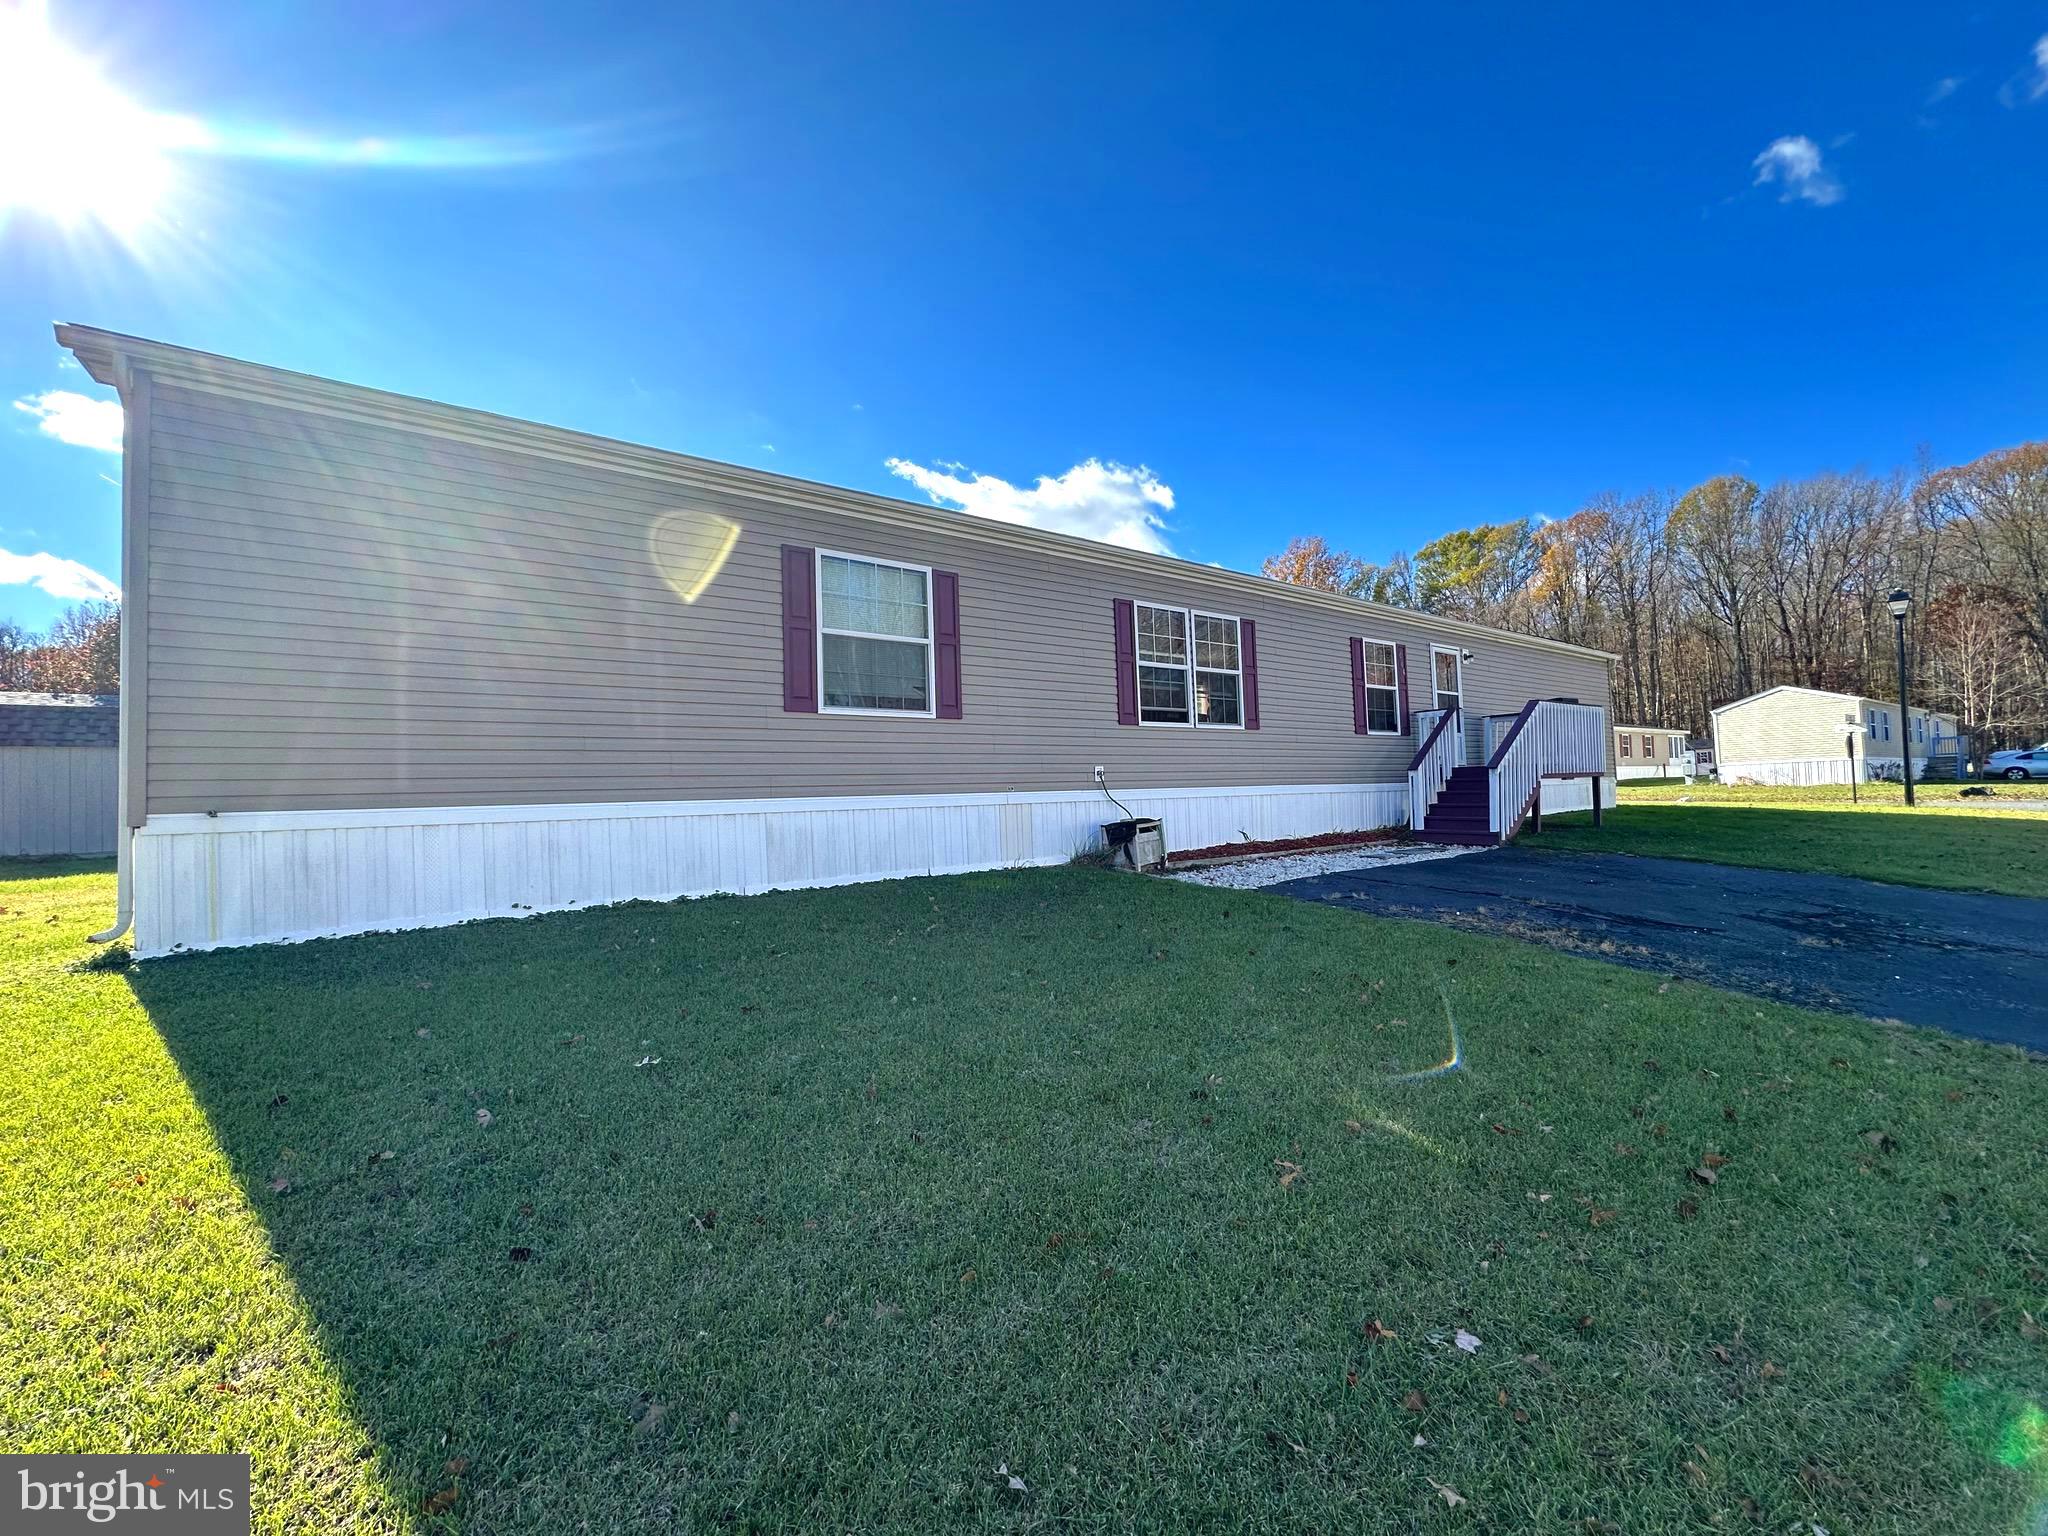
[0,0,198,238]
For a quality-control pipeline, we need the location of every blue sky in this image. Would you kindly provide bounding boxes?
[3,1,2046,632]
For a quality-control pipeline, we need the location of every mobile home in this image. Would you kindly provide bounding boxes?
[59,325,1617,956]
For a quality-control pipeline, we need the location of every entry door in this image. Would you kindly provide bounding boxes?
[1430,647,1463,713]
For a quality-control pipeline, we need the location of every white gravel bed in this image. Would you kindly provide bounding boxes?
[1168,842,1478,889]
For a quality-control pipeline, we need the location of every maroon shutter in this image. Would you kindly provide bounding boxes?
[1394,642,1410,732]
[1113,599,1138,725]
[781,544,818,712]
[1240,619,1260,730]
[1349,637,1368,734]
[934,570,962,719]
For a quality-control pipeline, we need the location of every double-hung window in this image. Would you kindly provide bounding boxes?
[818,551,933,715]
[1619,734,1632,758]
[1135,602,1242,727]
[1359,639,1400,734]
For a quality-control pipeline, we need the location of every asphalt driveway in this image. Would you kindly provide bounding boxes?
[1271,847,2048,1050]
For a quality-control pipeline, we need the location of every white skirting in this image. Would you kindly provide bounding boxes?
[1536,777,1617,815]
[130,781,1411,956]
[1720,755,1932,786]
[1615,763,1680,781]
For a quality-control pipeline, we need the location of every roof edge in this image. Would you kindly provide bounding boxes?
[53,323,1621,664]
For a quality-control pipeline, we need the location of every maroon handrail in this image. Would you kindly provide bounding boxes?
[1483,698,1539,770]
[1406,704,1461,773]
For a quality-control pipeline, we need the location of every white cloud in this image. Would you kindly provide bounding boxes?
[2003,33,2048,105]
[1925,75,1963,105]
[1751,135,1843,206]
[0,546,121,601]
[13,390,124,452]
[886,456,1175,554]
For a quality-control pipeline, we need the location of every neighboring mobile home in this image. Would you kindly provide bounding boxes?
[59,325,1616,956]
[1711,685,1962,785]
[1613,725,1690,781]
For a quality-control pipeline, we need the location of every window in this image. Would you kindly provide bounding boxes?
[818,552,932,715]
[1867,709,1880,741]
[1360,639,1400,734]
[1619,734,1632,758]
[1641,733,1654,757]
[1914,715,1924,744]
[1431,647,1463,713]
[1135,603,1241,727]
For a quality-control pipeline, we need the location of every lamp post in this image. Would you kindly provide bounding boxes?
[1888,588,1914,807]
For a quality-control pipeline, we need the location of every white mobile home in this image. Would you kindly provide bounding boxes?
[1711,685,1961,786]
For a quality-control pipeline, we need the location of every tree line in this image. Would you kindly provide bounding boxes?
[0,601,121,695]
[1261,439,2048,748]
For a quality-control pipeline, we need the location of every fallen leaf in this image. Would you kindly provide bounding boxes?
[1454,1329,1482,1354]
[368,1150,394,1167]
[1677,1197,1699,1220]
[415,1028,430,1039]
[1344,1119,1363,1135]
[1702,1152,1730,1168]
[267,1176,292,1195]
[1651,1122,1669,1139]
[692,1210,717,1232]
[1759,1359,1783,1379]
[1363,1318,1397,1343]
[995,1462,1027,1493]
[1862,1129,1898,1153]
[1573,1314,1594,1333]
[1345,1370,1358,1388]
[1683,1459,1707,1487]
[474,1108,494,1128]
[1589,1206,1618,1227]
[960,1268,977,1285]
[1426,1477,1466,1508]
[2022,1310,2044,1342]
[1496,1389,1509,1407]
[1612,1142,1637,1157]
[1513,1408,1530,1425]
[1933,1296,1955,1314]
[726,1409,741,1431]
[1689,1166,1718,1186]
[423,1486,459,1515]
[443,1456,470,1477]
[1274,1159,1305,1189]
[1710,1344,1733,1365]
[1412,1433,1428,1447]
[1402,1389,1429,1413]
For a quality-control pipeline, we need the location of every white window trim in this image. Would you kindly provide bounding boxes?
[816,548,936,719]
[1358,635,1401,736]
[1429,645,1463,712]
[1133,602,1245,730]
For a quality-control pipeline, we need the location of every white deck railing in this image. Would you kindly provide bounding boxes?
[1486,701,1607,837]
[1407,705,1463,830]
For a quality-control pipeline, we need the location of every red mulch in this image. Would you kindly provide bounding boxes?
[1168,828,1403,864]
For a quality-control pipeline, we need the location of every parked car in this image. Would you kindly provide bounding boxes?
[1986,745,2048,781]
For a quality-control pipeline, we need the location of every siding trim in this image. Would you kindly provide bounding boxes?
[122,365,152,827]
[1395,642,1410,732]
[1348,638,1367,734]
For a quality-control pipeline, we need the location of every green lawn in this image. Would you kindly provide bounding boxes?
[1525,781,2048,898]
[4,859,2046,1534]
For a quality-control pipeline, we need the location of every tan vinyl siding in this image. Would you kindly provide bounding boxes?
[1614,726,1684,767]
[1713,689,1861,764]
[141,381,1612,814]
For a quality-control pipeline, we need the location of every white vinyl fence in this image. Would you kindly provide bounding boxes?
[0,746,119,855]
